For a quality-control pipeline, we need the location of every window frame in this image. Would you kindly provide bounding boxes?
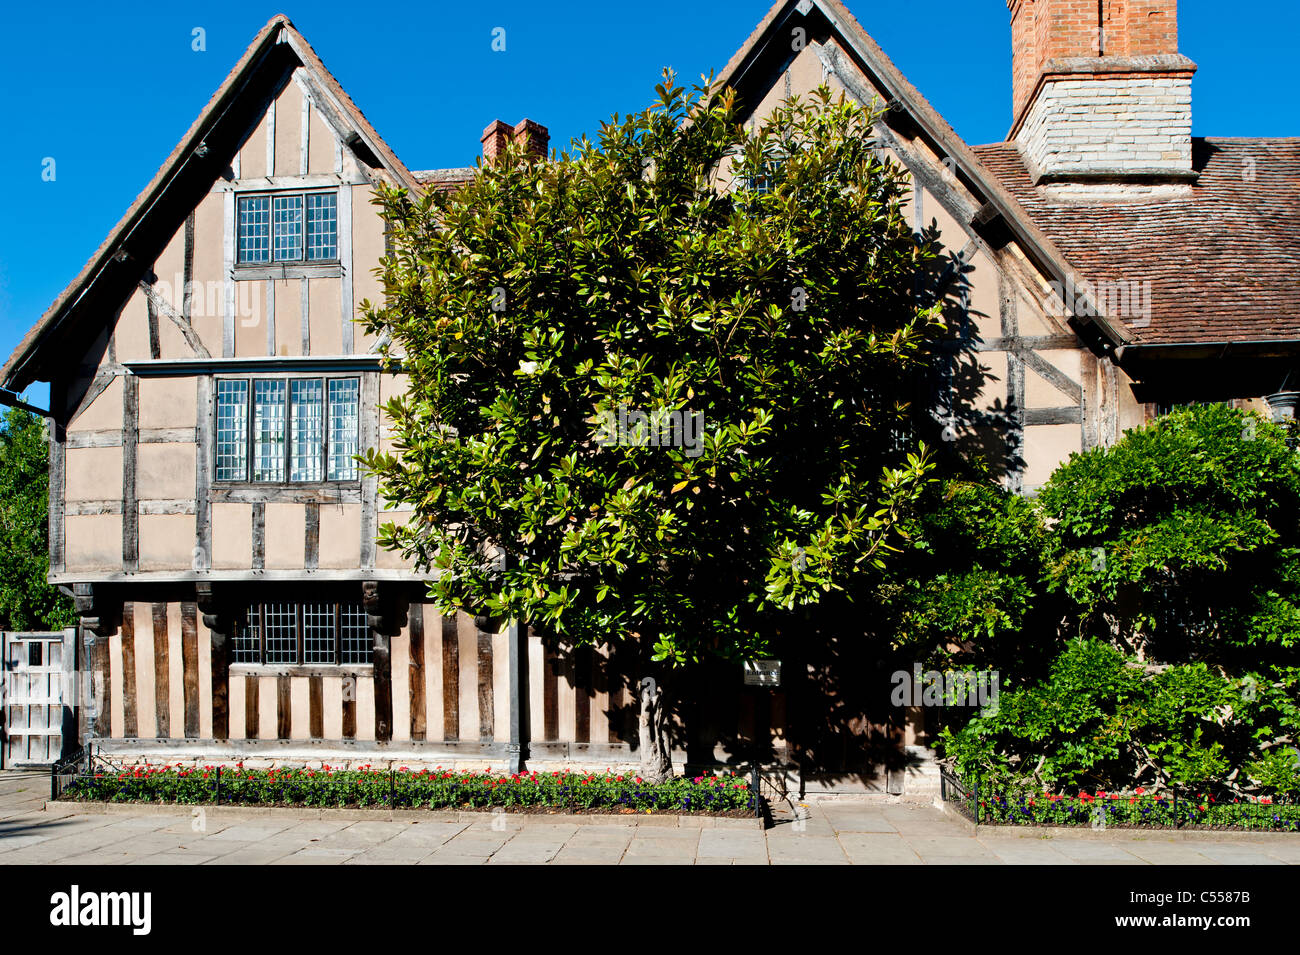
[235,188,340,267]
[231,599,373,668]
[213,374,361,486]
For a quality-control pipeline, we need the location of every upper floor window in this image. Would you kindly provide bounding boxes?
[237,191,338,265]
[215,376,360,483]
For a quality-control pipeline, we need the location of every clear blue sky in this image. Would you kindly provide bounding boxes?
[1,0,1291,409]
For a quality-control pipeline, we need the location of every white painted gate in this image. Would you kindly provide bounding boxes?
[1,630,76,767]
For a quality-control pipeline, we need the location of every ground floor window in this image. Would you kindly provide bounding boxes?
[232,599,371,665]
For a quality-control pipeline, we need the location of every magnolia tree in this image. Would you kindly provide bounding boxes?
[360,76,950,781]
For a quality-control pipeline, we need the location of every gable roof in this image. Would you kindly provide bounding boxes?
[1,14,425,393]
[974,138,1300,348]
[712,0,1136,353]
[722,1,1300,357]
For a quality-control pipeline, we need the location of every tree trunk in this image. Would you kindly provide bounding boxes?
[637,678,673,783]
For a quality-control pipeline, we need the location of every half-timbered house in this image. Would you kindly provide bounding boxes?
[2,0,1296,794]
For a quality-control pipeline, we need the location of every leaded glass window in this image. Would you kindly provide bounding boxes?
[306,192,338,260]
[215,380,249,481]
[237,196,271,264]
[272,195,304,262]
[213,377,358,484]
[237,190,338,265]
[290,378,324,482]
[232,600,372,666]
[328,378,360,481]
[253,380,287,482]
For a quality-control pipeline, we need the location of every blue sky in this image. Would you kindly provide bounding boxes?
[1,0,1292,408]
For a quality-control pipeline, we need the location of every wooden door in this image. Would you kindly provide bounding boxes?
[2,631,74,767]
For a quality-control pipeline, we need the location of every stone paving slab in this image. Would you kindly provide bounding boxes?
[4,772,1299,865]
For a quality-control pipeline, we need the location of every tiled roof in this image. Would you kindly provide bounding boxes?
[973,138,1300,346]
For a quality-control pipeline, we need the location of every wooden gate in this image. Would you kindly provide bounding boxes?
[1,630,76,767]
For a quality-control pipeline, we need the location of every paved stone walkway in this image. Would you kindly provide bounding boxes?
[2,771,1298,864]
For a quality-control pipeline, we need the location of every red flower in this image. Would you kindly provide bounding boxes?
[1135,786,1145,795]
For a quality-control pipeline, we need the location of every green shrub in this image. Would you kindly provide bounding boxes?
[966,785,1299,832]
[940,639,1300,796]
[61,765,757,815]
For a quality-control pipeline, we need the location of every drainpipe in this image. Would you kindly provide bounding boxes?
[506,619,527,774]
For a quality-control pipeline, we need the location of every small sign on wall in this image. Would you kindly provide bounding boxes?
[743,659,782,687]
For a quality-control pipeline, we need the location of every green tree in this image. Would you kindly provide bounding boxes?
[877,477,1057,674]
[1039,403,1300,665]
[0,407,75,630]
[361,76,949,780]
[941,405,1300,793]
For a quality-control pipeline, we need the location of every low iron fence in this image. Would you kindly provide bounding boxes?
[939,767,1300,832]
[50,744,98,799]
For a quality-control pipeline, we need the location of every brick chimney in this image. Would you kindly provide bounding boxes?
[480,118,549,164]
[1007,0,1196,194]
[480,120,512,163]
[512,119,550,160]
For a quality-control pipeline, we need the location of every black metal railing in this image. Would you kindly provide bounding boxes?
[50,743,93,799]
[939,766,980,824]
[939,767,1300,832]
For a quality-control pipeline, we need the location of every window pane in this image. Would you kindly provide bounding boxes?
[328,378,360,481]
[340,603,371,664]
[272,195,304,262]
[233,605,261,664]
[253,380,287,482]
[290,379,324,482]
[303,603,335,664]
[215,380,249,481]
[237,196,270,264]
[264,603,297,664]
[306,192,338,261]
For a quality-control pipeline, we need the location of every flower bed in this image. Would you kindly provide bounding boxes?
[59,765,758,816]
[946,775,1300,832]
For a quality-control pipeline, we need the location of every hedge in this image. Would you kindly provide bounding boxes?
[59,764,758,815]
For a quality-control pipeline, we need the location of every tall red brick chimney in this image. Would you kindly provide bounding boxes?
[480,119,513,163]
[1007,0,1196,194]
[480,118,550,163]
[512,119,550,160]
